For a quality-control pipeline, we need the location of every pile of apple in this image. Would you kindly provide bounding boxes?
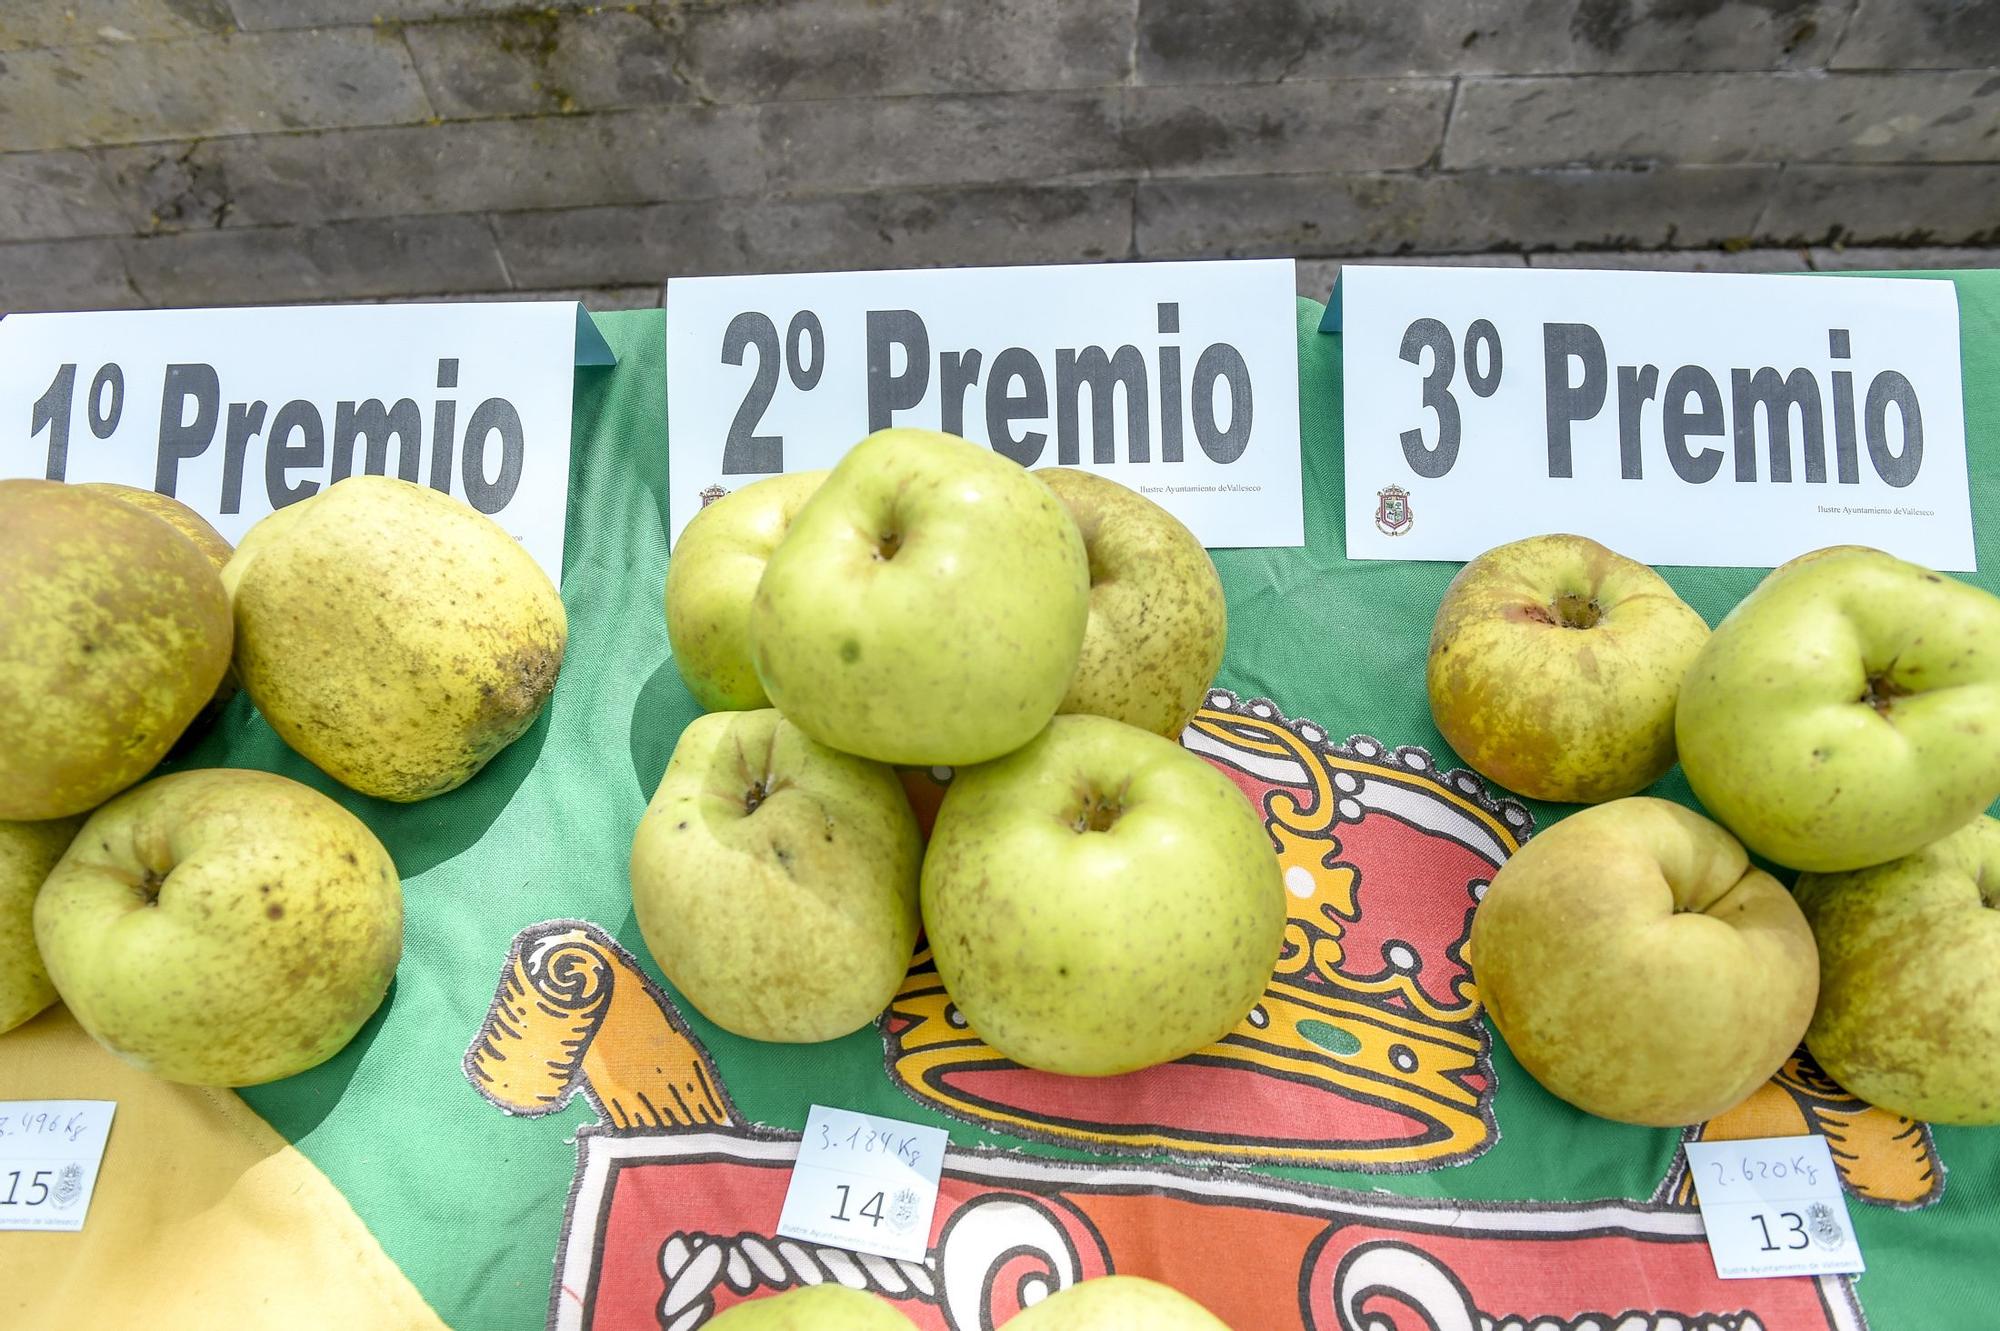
[1,475,564,1086]
[1429,534,2000,1128]
[641,428,1283,1084]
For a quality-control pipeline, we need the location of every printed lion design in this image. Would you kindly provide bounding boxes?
[883,691,1529,1171]
[1665,1048,1944,1210]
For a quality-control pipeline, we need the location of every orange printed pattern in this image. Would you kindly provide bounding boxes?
[1664,1048,1944,1209]
[465,920,735,1132]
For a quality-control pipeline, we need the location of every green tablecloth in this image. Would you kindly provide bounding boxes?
[170,272,1998,1330]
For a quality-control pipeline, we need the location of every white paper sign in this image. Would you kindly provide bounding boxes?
[0,303,616,580]
[774,1104,948,1263]
[1683,1135,1864,1280]
[0,1100,116,1232]
[1335,266,1973,570]
[666,260,1303,549]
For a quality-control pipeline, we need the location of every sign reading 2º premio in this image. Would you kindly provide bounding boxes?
[665,260,1303,549]
[1330,266,1973,570]
[0,303,615,580]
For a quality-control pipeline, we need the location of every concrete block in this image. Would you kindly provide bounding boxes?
[1124,79,1451,176]
[1135,0,1845,83]
[1807,245,2000,271]
[120,214,507,306]
[96,107,763,232]
[0,28,433,153]
[1445,71,2000,168]
[1526,247,1812,271]
[228,0,608,29]
[1832,0,2000,70]
[679,0,1134,102]
[1296,251,1528,298]
[0,151,129,241]
[761,92,1126,193]
[1761,164,2000,246]
[1135,166,1775,258]
[495,183,1136,288]
[335,284,665,308]
[0,236,142,313]
[0,1,233,53]
[401,9,688,118]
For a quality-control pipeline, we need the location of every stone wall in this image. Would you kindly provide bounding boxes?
[1,0,1994,311]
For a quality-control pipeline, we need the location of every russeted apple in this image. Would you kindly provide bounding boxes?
[922,714,1285,1077]
[666,471,828,711]
[0,816,84,1034]
[1004,1276,1232,1329]
[630,710,921,1043]
[1797,816,2000,1125]
[79,482,241,732]
[1677,545,2000,872]
[1038,468,1227,740]
[34,768,402,1086]
[225,475,567,802]
[1470,797,1818,1126]
[1427,534,1709,804]
[749,429,1089,767]
[706,1285,916,1328]
[0,480,232,820]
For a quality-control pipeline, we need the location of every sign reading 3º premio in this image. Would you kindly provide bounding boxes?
[1331,266,1972,570]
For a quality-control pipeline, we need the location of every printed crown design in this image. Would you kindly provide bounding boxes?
[883,691,1528,1171]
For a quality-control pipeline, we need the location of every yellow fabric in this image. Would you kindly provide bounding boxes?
[0,1005,448,1331]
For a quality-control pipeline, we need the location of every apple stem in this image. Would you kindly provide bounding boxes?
[875,530,903,561]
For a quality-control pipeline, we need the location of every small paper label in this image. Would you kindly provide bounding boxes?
[775,1105,947,1263]
[0,1100,115,1232]
[1683,1135,1864,1279]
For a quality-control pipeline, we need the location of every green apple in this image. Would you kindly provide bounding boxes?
[35,768,402,1086]
[0,816,84,1034]
[1005,1276,1230,1329]
[0,480,232,820]
[667,471,828,711]
[1677,545,2000,872]
[225,475,567,802]
[1796,816,2000,1124]
[1428,533,1708,804]
[1470,797,1818,1126]
[922,714,1285,1076]
[1037,468,1227,740]
[707,1284,916,1328]
[750,429,1089,766]
[630,709,921,1042]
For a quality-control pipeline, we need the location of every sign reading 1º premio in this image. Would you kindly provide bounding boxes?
[1330,266,1973,571]
[0,303,615,581]
[665,260,1304,549]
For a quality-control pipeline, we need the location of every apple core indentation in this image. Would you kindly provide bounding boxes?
[1069,792,1123,834]
[1552,590,1603,630]
[875,530,903,561]
[1861,672,1910,716]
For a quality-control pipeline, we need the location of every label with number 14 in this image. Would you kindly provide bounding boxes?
[775,1105,948,1263]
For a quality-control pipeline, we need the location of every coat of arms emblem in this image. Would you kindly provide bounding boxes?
[1375,485,1412,536]
[699,483,730,508]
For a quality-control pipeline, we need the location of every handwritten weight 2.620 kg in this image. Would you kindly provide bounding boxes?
[1705,1153,1823,1191]
[818,1121,926,1168]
